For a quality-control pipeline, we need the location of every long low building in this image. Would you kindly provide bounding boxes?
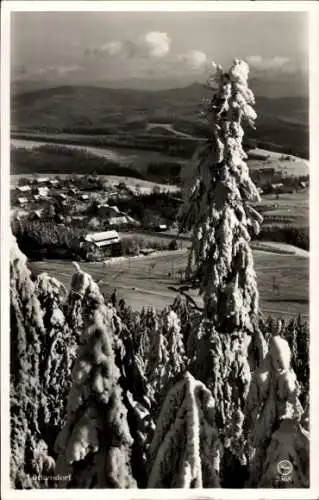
[84,230,121,248]
[81,230,121,260]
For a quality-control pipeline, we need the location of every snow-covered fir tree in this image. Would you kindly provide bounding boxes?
[54,263,136,488]
[245,336,309,487]
[10,235,55,488]
[178,59,262,329]
[34,273,77,451]
[148,372,221,488]
[178,60,267,482]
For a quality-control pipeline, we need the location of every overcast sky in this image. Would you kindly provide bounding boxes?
[11,11,308,84]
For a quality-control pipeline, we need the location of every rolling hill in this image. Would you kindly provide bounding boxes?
[11,82,308,121]
[11,83,309,159]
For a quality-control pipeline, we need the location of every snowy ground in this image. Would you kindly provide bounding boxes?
[30,247,308,320]
[11,173,180,195]
[247,148,309,178]
[251,240,309,257]
[101,176,180,195]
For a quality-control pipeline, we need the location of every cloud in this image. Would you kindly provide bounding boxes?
[14,65,83,80]
[85,31,171,60]
[38,65,83,76]
[85,40,138,59]
[143,31,171,58]
[246,55,291,71]
[54,65,83,76]
[100,41,123,56]
[178,50,208,70]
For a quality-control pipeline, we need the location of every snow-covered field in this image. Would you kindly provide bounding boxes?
[29,248,309,319]
[251,240,308,257]
[101,175,180,195]
[11,173,180,195]
[247,148,308,178]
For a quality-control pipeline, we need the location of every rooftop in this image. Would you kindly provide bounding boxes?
[17,197,28,204]
[17,185,31,192]
[84,230,120,247]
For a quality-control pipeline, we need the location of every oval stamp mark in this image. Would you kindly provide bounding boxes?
[277,459,293,480]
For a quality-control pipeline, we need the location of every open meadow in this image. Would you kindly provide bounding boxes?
[248,148,309,178]
[253,190,309,227]
[29,248,309,320]
[11,172,180,195]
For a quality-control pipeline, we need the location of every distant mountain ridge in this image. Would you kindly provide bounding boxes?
[12,67,308,98]
[11,82,308,127]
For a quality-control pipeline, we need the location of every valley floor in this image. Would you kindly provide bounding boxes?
[29,247,309,320]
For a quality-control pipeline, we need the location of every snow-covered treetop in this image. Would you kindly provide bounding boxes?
[178,60,262,330]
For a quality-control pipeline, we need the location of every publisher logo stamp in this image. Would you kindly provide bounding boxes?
[277,460,293,481]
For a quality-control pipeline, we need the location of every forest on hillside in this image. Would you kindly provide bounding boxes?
[11,83,309,159]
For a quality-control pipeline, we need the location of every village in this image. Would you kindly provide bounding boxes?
[12,175,140,221]
[10,175,177,261]
[10,138,309,264]
[10,164,309,262]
